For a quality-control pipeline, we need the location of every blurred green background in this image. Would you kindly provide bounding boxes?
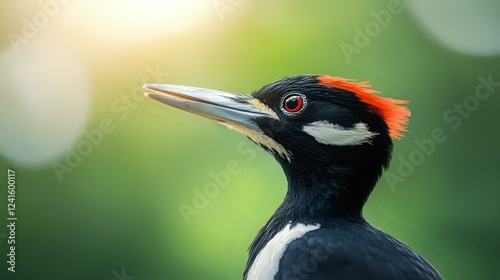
[1,1,499,279]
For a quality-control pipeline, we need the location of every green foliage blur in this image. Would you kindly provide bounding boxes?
[1,1,499,279]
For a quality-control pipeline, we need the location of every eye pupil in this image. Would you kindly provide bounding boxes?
[284,95,303,113]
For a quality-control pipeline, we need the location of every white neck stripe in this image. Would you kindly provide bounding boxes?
[246,223,320,280]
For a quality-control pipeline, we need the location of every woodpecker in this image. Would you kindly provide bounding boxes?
[144,75,442,280]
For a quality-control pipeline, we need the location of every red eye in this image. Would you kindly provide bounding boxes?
[282,94,305,114]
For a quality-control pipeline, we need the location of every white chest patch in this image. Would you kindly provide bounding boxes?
[246,223,320,280]
[302,120,378,146]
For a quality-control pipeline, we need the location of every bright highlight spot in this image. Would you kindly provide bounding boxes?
[66,0,209,42]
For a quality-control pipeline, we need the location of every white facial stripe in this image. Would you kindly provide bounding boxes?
[246,223,320,280]
[248,99,279,120]
[303,120,378,146]
[223,122,292,162]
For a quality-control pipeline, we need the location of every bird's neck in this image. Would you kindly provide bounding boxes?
[244,145,390,276]
[244,160,382,277]
[280,158,383,219]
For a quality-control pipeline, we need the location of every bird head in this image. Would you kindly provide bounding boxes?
[144,74,410,217]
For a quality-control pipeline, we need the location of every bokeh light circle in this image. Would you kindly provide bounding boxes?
[0,39,90,166]
[406,0,500,56]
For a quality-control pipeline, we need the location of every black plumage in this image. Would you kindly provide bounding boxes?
[276,220,441,279]
[144,74,442,280]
